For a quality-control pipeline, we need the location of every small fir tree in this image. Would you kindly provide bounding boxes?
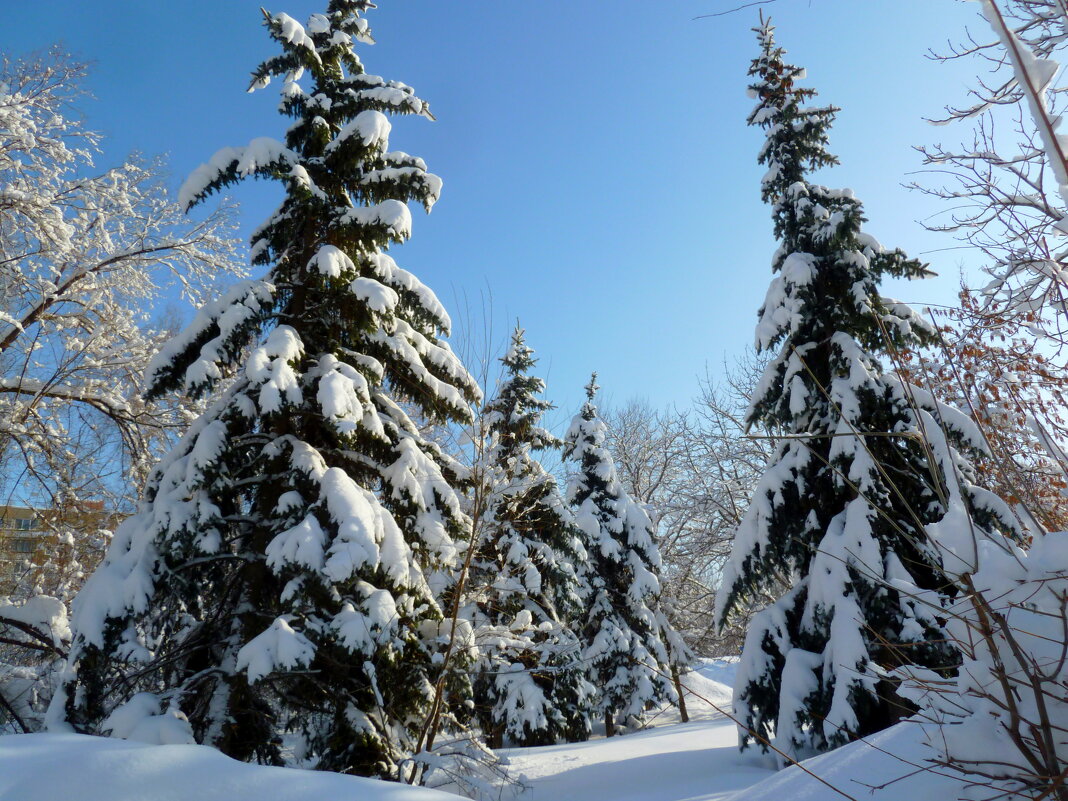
[468,327,593,747]
[715,18,1017,761]
[564,375,677,737]
[51,1,481,780]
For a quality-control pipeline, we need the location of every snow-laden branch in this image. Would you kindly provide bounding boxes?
[976,0,1068,215]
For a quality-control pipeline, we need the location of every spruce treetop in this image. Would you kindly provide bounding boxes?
[154,0,479,423]
[749,15,839,207]
[746,17,938,433]
[584,373,599,405]
[484,326,560,469]
[565,375,624,517]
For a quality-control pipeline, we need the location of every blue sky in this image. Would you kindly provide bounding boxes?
[1,0,985,426]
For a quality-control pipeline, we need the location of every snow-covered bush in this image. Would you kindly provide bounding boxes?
[897,529,1068,800]
[0,595,69,733]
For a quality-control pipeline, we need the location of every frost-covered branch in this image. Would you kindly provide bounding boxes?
[602,352,775,656]
[0,48,242,522]
[919,1,1068,347]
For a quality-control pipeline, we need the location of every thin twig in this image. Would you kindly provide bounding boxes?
[694,0,778,20]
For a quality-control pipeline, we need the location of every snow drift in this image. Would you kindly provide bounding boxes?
[0,734,458,801]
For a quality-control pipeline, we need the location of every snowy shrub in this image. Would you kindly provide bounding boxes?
[0,595,70,733]
[896,531,1068,800]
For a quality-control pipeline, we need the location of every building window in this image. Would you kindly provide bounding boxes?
[12,539,33,553]
[14,518,34,531]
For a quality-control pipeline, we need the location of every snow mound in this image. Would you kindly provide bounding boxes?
[692,656,739,693]
[733,721,960,801]
[680,664,732,710]
[0,734,460,801]
[644,657,735,727]
[498,716,771,801]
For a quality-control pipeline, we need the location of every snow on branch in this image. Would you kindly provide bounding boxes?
[235,617,316,684]
[975,0,1068,220]
[179,138,301,212]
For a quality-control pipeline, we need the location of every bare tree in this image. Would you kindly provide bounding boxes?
[0,49,241,532]
[0,48,242,734]
[899,288,1068,535]
[917,1,1068,345]
[891,8,1068,795]
[602,351,776,655]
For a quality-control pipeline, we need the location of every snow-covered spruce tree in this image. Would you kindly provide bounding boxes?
[714,19,1017,761]
[564,375,677,737]
[468,327,592,748]
[51,2,481,780]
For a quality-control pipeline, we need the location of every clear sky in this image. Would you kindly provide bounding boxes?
[1,0,986,426]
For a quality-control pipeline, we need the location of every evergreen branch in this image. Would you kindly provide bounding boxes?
[790,345,937,543]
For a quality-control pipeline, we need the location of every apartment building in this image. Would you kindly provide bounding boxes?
[0,502,116,597]
[0,506,47,586]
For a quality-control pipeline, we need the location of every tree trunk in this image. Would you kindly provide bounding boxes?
[673,665,689,723]
[604,710,615,738]
[487,722,504,751]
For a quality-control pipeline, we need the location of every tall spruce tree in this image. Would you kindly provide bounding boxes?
[564,376,677,737]
[468,327,592,747]
[714,18,1017,760]
[50,1,481,780]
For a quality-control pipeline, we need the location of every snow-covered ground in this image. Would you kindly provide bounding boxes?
[0,658,965,801]
[495,658,961,801]
[0,733,458,801]
[737,723,963,801]
[491,659,756,800]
